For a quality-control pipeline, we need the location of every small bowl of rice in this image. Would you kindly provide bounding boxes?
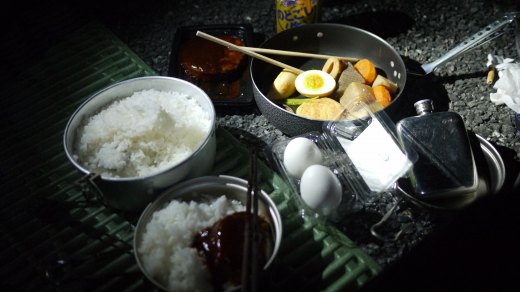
[63,76,216,211]
[133,175,283,292]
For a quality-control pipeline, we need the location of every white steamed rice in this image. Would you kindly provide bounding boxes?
[75,89,211,177]
[138,195,245,291]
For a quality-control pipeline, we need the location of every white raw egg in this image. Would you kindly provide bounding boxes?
[295,70,336,98]
[283,137,323,179]
[300,165,342,216]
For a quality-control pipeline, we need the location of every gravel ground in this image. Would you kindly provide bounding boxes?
[97,0,520,268]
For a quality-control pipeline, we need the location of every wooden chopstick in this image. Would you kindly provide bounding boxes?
[251,148,259,292]
[242,146,259,292]
[196,31,304,74]
[242,47,360,63]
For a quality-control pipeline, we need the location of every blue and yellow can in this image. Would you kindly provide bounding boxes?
[275,0,321,33]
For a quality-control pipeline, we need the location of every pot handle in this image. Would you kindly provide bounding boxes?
[369,196,404,242]
[421,12,519,74]
[75,173,105,204]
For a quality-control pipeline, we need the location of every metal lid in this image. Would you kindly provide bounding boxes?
[413,99,434,115]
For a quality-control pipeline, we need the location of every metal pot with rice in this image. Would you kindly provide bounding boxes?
[63,76,217,212]
[133,175,283,292]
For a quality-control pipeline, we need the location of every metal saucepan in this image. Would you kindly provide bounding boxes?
[251,14,518,136]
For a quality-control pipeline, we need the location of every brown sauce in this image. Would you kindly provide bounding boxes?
[192,211,273,291]
[178,35,247,100]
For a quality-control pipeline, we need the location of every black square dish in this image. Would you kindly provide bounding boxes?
[169,24,256,114]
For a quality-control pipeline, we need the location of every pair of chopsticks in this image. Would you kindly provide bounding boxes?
[242,146,260,292]
[195,31,359,75]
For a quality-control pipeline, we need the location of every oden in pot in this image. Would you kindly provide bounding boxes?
[250,23,407,136]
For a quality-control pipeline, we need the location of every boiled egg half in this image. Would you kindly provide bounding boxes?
[295,70,336,98]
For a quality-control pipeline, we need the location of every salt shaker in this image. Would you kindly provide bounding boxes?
[396,99,478,199]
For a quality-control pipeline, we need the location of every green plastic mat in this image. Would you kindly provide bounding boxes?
[0,22,380,291]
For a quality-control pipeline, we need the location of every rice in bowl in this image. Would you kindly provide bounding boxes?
[75,89,212,178]
[133,175,282,292]
[138,195,245,291]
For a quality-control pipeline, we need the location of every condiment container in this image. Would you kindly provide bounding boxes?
[396,99,478,199]
[169,24,255,114]
[267,102,413,222]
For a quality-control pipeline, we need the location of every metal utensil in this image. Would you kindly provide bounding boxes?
[369,196,404,242]
[420,12,519,75]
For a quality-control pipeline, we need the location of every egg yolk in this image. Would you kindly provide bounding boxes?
[303,74,324,90]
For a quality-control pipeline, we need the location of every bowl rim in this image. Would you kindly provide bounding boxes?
[63,76,216,182]
[133,174,283,291]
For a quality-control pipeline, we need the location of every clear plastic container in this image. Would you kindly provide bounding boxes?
[267,103,414,222]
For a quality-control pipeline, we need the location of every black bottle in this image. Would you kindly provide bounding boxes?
[396,99,478,199]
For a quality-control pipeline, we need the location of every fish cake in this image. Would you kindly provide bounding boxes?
[296,97,344,120]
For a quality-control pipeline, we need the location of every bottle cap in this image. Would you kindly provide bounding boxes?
[413,99,434,115]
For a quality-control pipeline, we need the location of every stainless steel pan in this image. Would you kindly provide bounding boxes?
[251,13,518,136]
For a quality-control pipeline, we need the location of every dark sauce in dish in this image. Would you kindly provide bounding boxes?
[192,211,273,291]
[178,35,247,100]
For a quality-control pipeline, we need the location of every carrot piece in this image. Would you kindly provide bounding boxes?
[373,85,392,107]
[354,59,377,84]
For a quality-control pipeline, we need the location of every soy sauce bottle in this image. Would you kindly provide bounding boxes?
[396,99,478,199]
